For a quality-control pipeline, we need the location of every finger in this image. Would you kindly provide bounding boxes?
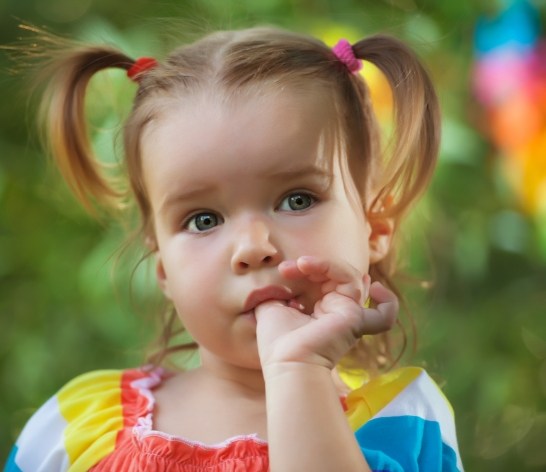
[369,281,398,308]
[279,256,366,304]
[296,256,365,303]
[277,259,304,279]
[361,281,398,333]
[296,256,354,284]
[302,257,367,303]
[277,256,346,282]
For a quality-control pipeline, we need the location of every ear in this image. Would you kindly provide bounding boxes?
[155,254,172,300]
[367,211,394,264]
[145,234,157,251]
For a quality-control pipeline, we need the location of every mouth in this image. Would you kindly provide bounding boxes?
[243,285,296,313]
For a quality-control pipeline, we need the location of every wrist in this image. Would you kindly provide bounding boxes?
[262,361,333,384]
[258,341,339,372]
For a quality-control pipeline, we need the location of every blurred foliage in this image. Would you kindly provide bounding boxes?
[1,0,545,470]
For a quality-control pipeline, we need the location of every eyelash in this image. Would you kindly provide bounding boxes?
[182,211,224,233]
[181,191,319,233]
[277,191,318,212]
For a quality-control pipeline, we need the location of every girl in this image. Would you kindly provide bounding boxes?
[5,26,463,471]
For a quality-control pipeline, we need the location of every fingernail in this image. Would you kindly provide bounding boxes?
[288,299,305,311]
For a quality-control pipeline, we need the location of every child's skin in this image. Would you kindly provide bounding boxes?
[143,86,397,470]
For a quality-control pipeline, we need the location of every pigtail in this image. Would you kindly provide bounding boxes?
[346,36,440,370]
[27,27,135,213]
[352,35,440,217]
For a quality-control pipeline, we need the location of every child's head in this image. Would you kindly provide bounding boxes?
[33,26,439,372]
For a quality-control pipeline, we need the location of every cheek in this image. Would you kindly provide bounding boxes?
[162,236,229,287]
[303,206,370,269]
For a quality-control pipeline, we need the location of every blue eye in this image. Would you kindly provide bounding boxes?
[278,192,316,211]
[185,212,222,232]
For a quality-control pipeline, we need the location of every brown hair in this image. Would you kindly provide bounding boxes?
[26,26,440,374]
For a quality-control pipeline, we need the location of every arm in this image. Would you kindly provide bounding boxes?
[264,362,370,472]
[256,256,397,472]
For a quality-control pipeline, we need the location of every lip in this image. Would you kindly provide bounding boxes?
[243,285,294,313]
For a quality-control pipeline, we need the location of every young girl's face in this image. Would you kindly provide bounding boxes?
[141,88,386,371]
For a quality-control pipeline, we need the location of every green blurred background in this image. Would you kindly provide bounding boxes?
[1,0,545,470]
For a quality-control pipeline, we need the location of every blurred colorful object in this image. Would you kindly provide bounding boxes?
[473,0,546,216]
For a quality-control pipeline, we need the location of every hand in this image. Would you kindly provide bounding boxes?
[255,256,398,370]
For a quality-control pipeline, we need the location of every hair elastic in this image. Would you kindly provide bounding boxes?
[332,39,362,74]
[127,57,158,82]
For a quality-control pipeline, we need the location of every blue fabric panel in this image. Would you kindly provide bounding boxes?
[3,446,23,472]
[355,416,460,472]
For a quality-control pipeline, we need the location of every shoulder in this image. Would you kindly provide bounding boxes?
[5,368,160,472]
[345,367,464,471]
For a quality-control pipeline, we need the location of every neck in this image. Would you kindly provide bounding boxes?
[197,349,266,397]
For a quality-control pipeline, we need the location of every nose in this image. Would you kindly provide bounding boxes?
[230,218,282,274]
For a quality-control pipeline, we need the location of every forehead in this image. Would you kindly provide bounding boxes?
[140,88,336,195]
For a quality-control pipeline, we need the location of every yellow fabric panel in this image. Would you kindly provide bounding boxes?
[345,366,423,431]
[57,370,124,470]
[338,369,370,390]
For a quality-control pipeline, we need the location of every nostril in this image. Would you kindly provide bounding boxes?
[263,256,272,264]
[239,261,249,269]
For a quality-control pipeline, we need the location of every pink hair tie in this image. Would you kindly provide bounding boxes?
[127,57,158,82]
[332,39,362,74]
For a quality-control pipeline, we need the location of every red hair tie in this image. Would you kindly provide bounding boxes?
[332,39,362,74]
[127,57,158,82]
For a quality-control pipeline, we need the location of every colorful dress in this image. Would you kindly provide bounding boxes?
[4,366,463,471]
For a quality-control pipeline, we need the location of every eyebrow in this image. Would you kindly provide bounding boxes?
[158,165,333,215]
[159,186,214,215]
[267,166,333,181]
